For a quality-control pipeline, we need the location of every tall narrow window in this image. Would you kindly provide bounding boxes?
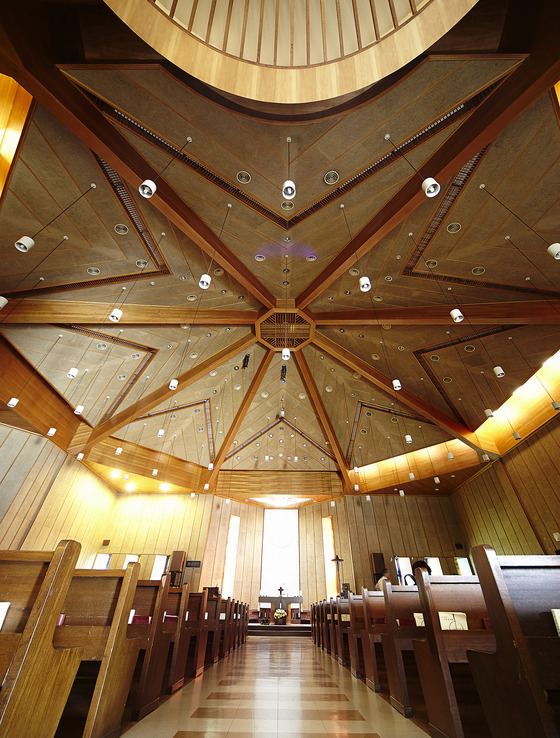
[426,557,443,576]
[322,516,338,598]
[396,556,412,584]
[123,554,139,569]
[455,557,472,575]
[150,555,170,580]
[92,553,111,570]
[222,515,240,598]
[260,509,300,596]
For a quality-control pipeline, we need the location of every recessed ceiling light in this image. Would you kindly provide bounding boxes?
[131,352,141,359]
[431,354,440,361]
[255,254,266,261]
[365,410,373,418]
[87,267,100,276]
[237,170,251,184]
[443,376,453,383]
[97,342,107,350]
[117,374,126,380]
[425,259,438,268]
[189,352,198,359]
[447,222,461,233]
[306,255,317,262]
[238,295,244,301]
[136,259,148,268]
[398,345,405,351]
[209,370,217,377]
[261,391,269,398]
[360,429,367,434]
[390,417,398,423]
[358,333,364,338]
[187,294,197,301]
[345,290,351,295]
[283,236,291,242]
[353,372,361,379]
[339,328,345,333]
[384,276,393,282]
[465,345,476,352]
[234,383,242,390]
[303,455,309,461]
[349,267,360,277]
[166,344,172,348]
[382,324,391,330]
[298,392,306,400]
[350,392,356,397]
[472,266,485,275]
[214,268,224,276]
[373,295,383,302]
[324,170,339,185]
[325,386,333,392]
[194,408,201,413]
[197,427,204,432]
[281,201,294,211]
[371,353,379,360]
[327,296,334,301]
[221,289,227,294]
[114,224,129,235]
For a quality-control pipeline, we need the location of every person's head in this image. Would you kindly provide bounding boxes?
[381,568,389,577]
[412,560,432,576]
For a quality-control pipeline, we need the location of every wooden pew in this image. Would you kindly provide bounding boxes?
[53,563,141,738]
[348,592,366,678]
[334,597,351,666]
[468,546,560,738]
[161,583,190,694]
[216,597,233,659]
[327,598,338,660]
[413,572,495,738]
[203,591,222,667]
[126,575,173,721]
[0,540,83,738]
[381,582,425,718]
[319,600,330,653]
[360,588,387,692]
[232,600,242,650]
[182,590,209,679]
[241,602,248,643]
[311,603,317,643]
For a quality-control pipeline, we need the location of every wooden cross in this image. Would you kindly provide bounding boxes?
[332,555,344,595]
[278,586,284,596]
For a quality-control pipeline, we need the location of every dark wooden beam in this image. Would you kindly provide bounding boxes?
[296,0,560,308]
[76,332,257,453]
[0,6,276,309]
[292,350,352,491]
[311,300,560,326]
[206,349,274,490]
[0,334,81,450]
[1,299,262,326]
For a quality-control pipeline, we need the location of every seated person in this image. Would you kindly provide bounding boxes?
[375,568,391,591]
[404,559,432,586]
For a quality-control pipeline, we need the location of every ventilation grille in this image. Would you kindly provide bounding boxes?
[260,312,310,348]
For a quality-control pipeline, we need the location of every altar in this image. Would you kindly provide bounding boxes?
[259,589,303,621]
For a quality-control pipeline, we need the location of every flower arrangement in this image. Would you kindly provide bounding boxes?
[274,608,287,620]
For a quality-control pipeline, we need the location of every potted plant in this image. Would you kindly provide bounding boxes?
[273,608,287,625]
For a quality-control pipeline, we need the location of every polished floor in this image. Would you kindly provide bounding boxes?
[123,636,428,737]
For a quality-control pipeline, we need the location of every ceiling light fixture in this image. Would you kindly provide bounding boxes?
[139,136,192,198]
[384,134,440,197]
[281,137,295,199]
[341,204,371,293]
[15,183,96,252]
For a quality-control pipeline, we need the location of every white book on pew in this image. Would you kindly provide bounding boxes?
[0,602,9,630]
[438,611,468,630]
[413,612,425,627]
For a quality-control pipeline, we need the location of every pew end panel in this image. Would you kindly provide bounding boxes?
[469,546,560,738]
[0,541,84,738]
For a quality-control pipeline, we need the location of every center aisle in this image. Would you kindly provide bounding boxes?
[122,636,428,737]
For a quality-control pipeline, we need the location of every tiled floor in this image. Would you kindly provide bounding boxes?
[122,636,428,737]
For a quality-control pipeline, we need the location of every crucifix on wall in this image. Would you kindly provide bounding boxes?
[332,555,344,595]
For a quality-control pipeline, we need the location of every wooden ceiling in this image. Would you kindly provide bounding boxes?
[1,0,560,507]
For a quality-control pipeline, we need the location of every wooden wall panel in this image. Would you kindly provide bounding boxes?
[344,495,464,589]
[452,418,560,556]
[199,498,264,605]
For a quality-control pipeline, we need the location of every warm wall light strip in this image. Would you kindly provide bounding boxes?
[0,75,33,201]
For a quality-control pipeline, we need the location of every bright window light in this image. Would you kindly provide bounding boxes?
[123,554,139,569]
[455,557,472,575]
[151,554,170,580]
[261,509,300,596]
[322,516,338,598]
[92,553,111,570]
[426,557,443,576]
[222,515,240,598]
